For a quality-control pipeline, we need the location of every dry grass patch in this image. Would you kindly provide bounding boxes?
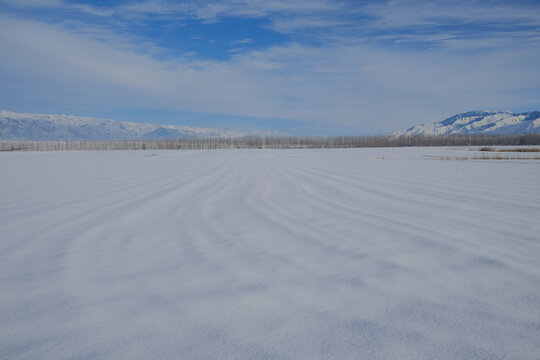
[479,147,540,152]
[441,154,540,161]
[499,148,540,152]
[471,155,540,160]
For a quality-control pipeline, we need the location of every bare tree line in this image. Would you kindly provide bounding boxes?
[1,134,539,151]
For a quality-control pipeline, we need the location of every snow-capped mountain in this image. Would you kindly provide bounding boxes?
[0,110,282,140]
[394,111,540,136]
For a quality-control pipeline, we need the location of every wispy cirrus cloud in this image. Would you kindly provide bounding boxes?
[3,0,539,46]
[231,38,253,45]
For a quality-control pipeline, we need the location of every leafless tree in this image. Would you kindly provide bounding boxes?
[1,134,539,151]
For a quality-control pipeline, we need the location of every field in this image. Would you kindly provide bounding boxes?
[1,147,539,359]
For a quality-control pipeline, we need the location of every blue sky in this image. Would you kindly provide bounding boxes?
[0,0,539,135]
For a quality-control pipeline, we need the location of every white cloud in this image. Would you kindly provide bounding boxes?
[0,0,61,8]
[361,0,540,29]
[267,17,348,34]
[0,1,539,132]
[231,38,253,45]
[4,1,539,46]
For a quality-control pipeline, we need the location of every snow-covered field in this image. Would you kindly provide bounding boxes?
[1,148,539,359]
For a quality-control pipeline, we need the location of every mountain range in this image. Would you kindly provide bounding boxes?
[394,110,540,136]
[0,110,282,140]
[1,110,539,140]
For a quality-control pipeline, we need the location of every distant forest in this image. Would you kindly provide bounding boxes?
[1,134,539,151]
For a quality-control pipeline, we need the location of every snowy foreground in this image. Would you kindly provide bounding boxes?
[1,148,539,359]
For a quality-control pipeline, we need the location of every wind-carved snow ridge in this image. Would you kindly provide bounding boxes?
[1,148,539,359]
[394,110,540,136]
[0,110,283,140]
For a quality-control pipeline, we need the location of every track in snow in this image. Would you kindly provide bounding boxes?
[1,148,539,359]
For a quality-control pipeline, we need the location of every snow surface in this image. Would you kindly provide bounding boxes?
[1,148,540,359]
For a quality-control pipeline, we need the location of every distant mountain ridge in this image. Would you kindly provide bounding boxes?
[0,110,283,140]
[394,111,540,136]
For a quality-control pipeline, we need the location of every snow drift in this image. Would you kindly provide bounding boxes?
[1,148,539,359]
